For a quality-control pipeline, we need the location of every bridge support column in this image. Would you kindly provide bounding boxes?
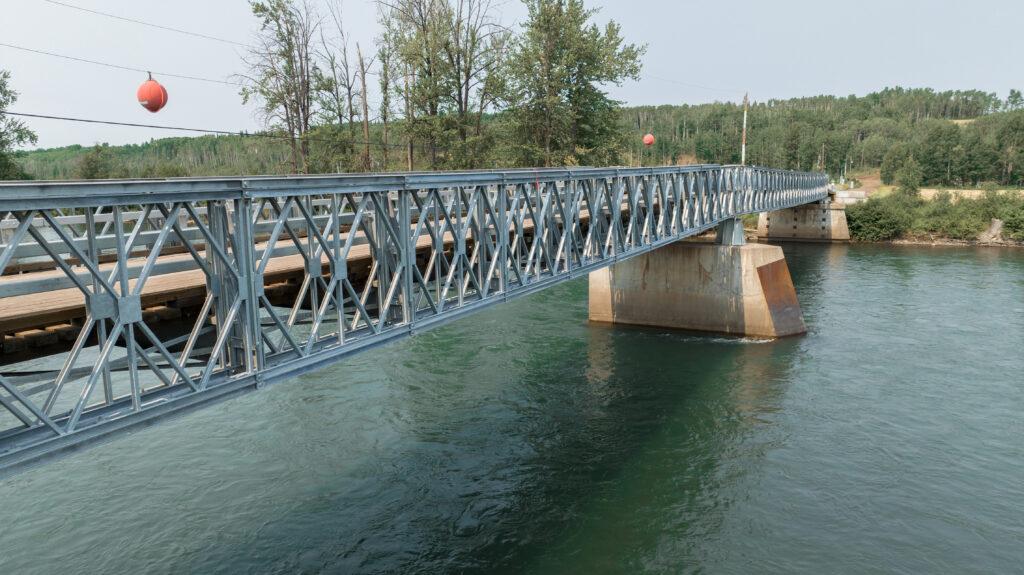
[756,200,849,242]
[588,220,806,338]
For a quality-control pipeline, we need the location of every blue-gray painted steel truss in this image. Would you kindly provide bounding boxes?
[0,165,827,478]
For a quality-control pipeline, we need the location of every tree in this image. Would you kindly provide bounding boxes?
[880,143,909,185]
[914,119,961,185]
[0,70,37,180]
[356,42,375,171]
[783,122,801,170]
[377,5,396,171]
[241,0,320,173]
[896,155,923,194]
[314,0,359,173]
[996,111,1023,185]
[73,145,113,180]
[382,0,451,169]
[505,0,644,167]
[439,0,509,168]
[380,0,509,169]
[1005,89,1023,112]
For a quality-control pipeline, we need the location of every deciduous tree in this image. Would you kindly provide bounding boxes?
[241,0,320,173]
[504,0,644,167]
[0,70,36,180]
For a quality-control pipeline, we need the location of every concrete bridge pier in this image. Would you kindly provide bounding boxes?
[588,218,807,338]
[756,198,850,242]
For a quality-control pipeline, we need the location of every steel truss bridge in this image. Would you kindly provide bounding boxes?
[0,165,827,477]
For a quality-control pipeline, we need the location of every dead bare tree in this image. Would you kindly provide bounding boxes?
[377,5,397,171]
[442,0,509,165]
[240,0,320,174]
[378,0,449,169]
[378,0,508,169]
[316,0,360,171]
[405,65,414,170]
[356,42,377,171]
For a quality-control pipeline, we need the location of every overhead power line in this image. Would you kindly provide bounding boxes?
[7,112,475,153]
[40,0,248,48]
[0,41,242,87]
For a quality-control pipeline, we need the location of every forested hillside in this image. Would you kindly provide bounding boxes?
[15,135,294,180]
[12,87,1024,187]
[626,87,1023,187]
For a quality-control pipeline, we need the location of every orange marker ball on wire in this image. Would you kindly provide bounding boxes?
[137,73,168,113]
[643,133,655,146]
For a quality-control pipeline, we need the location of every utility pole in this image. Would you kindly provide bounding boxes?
[741,93,748,166]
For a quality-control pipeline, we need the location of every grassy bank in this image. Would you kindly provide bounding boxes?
[846,188,1024,242]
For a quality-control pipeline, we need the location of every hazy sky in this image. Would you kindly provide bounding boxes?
[1,0,1021,149]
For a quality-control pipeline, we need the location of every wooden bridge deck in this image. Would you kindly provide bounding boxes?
[0,208,606,342]
[1,234,421,336]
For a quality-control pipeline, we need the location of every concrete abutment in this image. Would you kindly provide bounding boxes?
[756,201,850,242]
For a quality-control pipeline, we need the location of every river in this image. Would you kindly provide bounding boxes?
[0,243,1022,574]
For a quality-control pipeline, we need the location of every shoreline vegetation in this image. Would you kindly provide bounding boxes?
[845,182,1023,246]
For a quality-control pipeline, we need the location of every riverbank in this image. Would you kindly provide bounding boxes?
[886,234,1024,248]
[845,189,1024,244]
[750,234,1024,249]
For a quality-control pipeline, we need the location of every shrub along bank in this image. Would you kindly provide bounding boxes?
[846,187,1024,242]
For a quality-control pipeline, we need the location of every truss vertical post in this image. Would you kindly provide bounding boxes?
[498,177,509,294]
[235,193,262,374]
[84,207,114,403]
[399,187,413,323]
[207,200,246,373]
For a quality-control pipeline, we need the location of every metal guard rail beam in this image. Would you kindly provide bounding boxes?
[0,164,827,477]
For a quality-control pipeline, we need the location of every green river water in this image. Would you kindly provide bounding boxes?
[0,243,1022,574]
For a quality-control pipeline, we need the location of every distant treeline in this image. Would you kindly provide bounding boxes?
[14,134,295,180]
[628,87,1024,187]
[12,87,1024,187]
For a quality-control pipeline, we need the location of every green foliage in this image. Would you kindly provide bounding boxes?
[1003,191,1024,239]
[880,143,908,185]
[1005,89,1023,112]
[73,145,113,180]
[504,0,644,167]
[623,88,1024,187]
[18,135,297,180]
[0,70,37,180]
[242,0,318,173]
[847,194,915,241]
[895,155,923,193]
[11,42,1024,187]
[849,189,1024,242]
